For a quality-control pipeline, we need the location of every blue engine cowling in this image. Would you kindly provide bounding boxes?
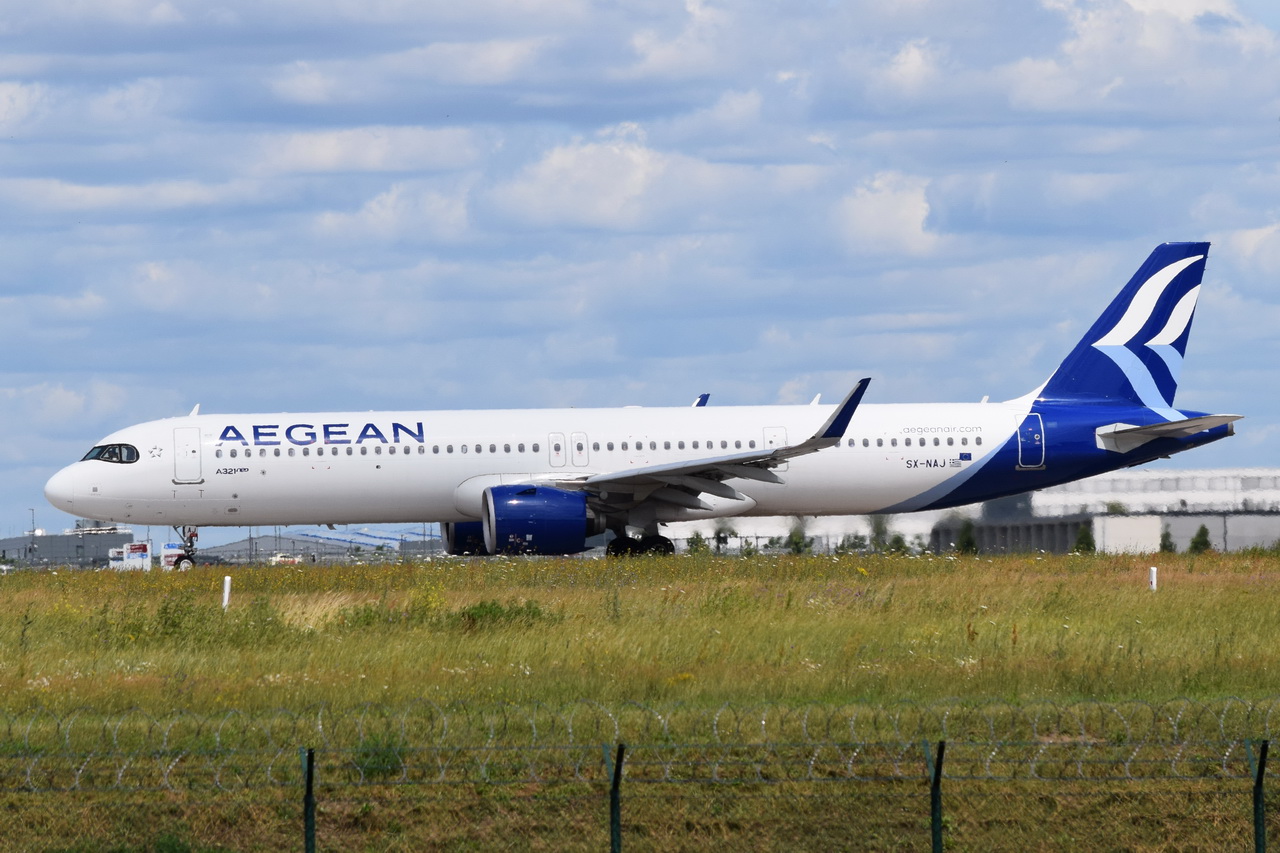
[482,485,601,555]
[443,521,488,555]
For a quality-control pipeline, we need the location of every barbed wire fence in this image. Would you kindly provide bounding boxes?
[1,698,1276,850]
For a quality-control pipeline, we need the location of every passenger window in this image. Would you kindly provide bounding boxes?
[275,448,282,457]
[734,440,741,449]
[720,440,727,449]
[418,445,425,454]
[905,438,912,447]
[877,439,883,447]
[961,437,967,446]
[345,447,352,455]
[678,441,685,450]
[215,450,223,459]
[433,445,440,454]
[230,449,238,458]
[975,437,982,446]
[933,437,940,446]
[361,447,368,455]
[518,443,525,453]
[490,444,497,453]
[606,442,614,451]
[554,443,562,453]
[862,439,869,447]
[749,440,756,449]
[475,444,481,454]
[650,441,656,450]
[664,441,670,450]
[622,442,628,450]
[692,441,699,449]
[592,442,599,451]
[947,437,954,446]
[891,438,898,447]
[302,448,310,457]
[577,442,584,452]
[289,448,296,457]
[533,443,540,452]
[389,446,396,455]
[447,445,453,453]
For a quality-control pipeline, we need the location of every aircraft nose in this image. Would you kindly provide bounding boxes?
[44,466,77,513]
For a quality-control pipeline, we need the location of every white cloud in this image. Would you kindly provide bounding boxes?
[871,39,942,100]
[257,127,479,174]
[626,0,731,78]
[88,78,167,123]
[0,178,260,211]
[1219,223,1280,275]
[834,172,940,256]
[271,61,338,104]
[0,81,49,127]
[386,38,551,86]
[314,182,471,242]
[491,124,669,229]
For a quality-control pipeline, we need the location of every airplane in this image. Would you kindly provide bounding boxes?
[45,242,1239,566]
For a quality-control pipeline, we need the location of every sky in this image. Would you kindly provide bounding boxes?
[2,0,1279,541]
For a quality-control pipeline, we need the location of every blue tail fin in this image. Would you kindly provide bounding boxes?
[1038,242,1209,416]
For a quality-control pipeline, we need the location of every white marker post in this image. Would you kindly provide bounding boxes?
[223,575,232,610]
[1149,566,1158,591]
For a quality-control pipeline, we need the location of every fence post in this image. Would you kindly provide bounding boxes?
[300,746,316,853]
[1249,739,1269,853]
[611,743,626,853]
[924,739,946,853]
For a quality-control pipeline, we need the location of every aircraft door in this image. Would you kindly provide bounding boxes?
[1016,413,1045,469]
[764,426,788,472]
[173,427,203,483]
[570,432,589,467]
[548,433,567,468]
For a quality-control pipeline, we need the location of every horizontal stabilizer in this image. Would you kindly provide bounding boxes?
[1096,414,1241,454]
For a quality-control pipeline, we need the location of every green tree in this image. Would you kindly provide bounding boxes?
[713,520,736,554]
[1073,522,1096,553]
[785,516,814,555]
[1188,524,1213,555]
[1159,528,1177,553]
[834,533,868,554]
[956,519,979,554]
[1104,501,1128,515]
[868,514,894,552]
[686,530,709,554]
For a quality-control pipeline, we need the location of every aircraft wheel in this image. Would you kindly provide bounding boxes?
[606,536,642,557]
[639,535,675,555]
[173,556,194,571]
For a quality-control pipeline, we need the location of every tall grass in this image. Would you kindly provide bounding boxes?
[0,552,1276,715]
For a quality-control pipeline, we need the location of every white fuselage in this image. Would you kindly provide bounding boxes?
[45,400,1023,528]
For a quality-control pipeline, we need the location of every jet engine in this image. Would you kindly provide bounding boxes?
[443,521,488,555]
[482,485,603,554]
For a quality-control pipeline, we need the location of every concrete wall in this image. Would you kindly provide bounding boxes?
[1095,516,1162,554]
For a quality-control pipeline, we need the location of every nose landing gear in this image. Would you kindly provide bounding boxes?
[171,525,198,570]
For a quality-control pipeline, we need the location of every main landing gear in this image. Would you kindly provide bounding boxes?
[606,533,675,557]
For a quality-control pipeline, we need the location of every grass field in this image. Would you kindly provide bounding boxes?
[2,551,1278,850]
[1,550,1277,715]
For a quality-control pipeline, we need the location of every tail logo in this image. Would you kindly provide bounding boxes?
[1091,254,1203,415]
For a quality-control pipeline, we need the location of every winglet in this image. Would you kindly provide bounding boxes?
[189,404,201,417]
[815,378,870,441]
[692,393,710,407]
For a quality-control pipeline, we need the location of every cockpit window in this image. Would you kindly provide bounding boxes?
[81,444,140,464]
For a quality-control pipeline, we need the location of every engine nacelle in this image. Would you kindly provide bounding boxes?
[443,521,488,555]
[482,485,602,555]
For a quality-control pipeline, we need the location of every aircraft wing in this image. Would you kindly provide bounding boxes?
[543,378,870,511]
